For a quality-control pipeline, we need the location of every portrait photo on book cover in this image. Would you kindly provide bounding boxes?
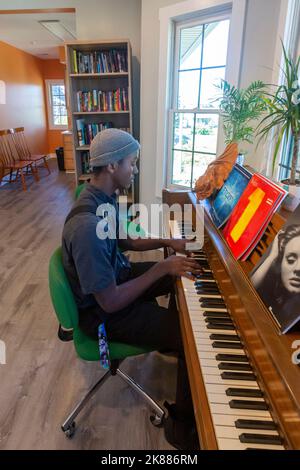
[251,204,300,333]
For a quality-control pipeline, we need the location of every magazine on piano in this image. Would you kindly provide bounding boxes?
[250,203,300,333]
[222,173,287,260]
[240,174,287,260]
[204,164,252,228]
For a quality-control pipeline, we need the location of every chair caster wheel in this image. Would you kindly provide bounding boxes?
[150,414,164,427]
[63,421,76,438]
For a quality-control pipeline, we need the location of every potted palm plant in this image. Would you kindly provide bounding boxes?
[257,43,300,211]
[195,79,267,199]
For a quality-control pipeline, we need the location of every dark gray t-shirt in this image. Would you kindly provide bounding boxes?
[62,183,131,312]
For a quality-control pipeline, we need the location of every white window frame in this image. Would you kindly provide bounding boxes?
[155,0,247,198]
[168,12,231,189]
[45,79,68,130]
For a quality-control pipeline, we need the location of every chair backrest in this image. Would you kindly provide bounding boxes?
[8,127,30,159]
[74,182,87,200]
[49,246,79,330]
[0,129,17,165]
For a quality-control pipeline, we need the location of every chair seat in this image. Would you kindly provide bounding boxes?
[21,154,46,162]
[73,327,153,362]
[4,160,31,169]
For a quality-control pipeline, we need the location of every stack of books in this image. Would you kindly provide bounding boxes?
[76,88,128,112]
[73,49,128,74]
[205,165,287,260]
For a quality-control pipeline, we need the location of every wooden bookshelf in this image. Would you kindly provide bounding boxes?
[65,39,135,201]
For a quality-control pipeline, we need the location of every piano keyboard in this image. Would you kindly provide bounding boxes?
[170,219,285,450]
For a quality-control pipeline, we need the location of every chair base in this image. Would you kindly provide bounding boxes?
[61,365,165,438]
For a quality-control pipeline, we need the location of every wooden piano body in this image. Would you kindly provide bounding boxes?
[162,189,300,450]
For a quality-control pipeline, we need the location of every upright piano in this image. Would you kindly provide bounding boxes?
[163,189,300,450]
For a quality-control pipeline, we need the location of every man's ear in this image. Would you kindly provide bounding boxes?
[107,162,119,174]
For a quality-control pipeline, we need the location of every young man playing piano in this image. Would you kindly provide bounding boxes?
[62,128,201,450]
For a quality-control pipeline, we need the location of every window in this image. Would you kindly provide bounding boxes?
[169,17,230,188]
[46,79,68,129]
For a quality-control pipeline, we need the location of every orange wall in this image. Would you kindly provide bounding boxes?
[0,40,48,155]
[40,59,66,153]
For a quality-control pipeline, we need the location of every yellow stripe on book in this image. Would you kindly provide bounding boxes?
[230,188,265,243]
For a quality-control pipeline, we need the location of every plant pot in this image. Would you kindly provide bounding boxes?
[281,180,300,212]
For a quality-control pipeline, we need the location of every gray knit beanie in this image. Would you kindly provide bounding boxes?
[89,128,140,168]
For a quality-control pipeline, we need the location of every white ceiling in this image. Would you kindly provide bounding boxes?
[0,12,76,59]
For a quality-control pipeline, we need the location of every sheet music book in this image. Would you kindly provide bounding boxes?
[240,174,287,260]
[250,203,300,333]
[205,164,252,228]
[223,174,287,260]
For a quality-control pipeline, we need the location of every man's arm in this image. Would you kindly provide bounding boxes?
[118,237,190,254]
[94,255,201,313]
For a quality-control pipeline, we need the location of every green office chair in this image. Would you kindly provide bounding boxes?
[49,247,165,438]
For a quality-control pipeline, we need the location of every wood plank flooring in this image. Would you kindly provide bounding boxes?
[0,161,176,450]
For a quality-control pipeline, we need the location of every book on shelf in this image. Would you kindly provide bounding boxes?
[75,120,113,146]
[250,203,300,333]
[81,151,91,174]
[222,173,287,260]
[204,164,252,228]
[72,49,128,74]
[76,88,128,112]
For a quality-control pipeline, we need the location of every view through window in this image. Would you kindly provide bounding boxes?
[46,80,68,128]
[171,18,230,187]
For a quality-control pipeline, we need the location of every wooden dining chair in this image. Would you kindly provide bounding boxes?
[0,130,38,191]
[8,127,51,175]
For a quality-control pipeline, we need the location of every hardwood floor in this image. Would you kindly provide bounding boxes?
[0,161,176,450]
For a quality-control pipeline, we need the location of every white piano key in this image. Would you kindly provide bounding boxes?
[205,383,259,395]
[194,332,240,341]
[210,403,270,418]
[209,393,265,405]
[216,437,284,451]
[215,425,279,440]
[196,344,243,355]
[203,374,258,388]
[212,413,273,428]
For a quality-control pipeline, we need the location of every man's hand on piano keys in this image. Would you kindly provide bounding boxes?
[160,255,202,280]
[168,238,192,255]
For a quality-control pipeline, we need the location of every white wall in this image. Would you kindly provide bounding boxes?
[75,0,141,139]
[140,0,283,206]
[140,0,184,208]
[239,0,282,170]
[0,0,141,139]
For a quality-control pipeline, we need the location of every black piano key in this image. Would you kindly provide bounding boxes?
[221,372,256,381]
[196,286,220,292]
[196,274,214,280]
[207,324,235,331]
[216,354,248,362]
[207,323,235,330]
[197,291,221,297]
[235,419,277,431]
[226,388,263,398]
[210,334,239,341]
[201,303,227,310]
[229,400,268,411]
[196,290,220,295]
[204,312,230,319]
[205,317,233,324]
[218,362,252,371]
[212,341,242,349]
[195,280,217,285]
[239,433,283,446]
[200,300,226,307]
[201,298,225,304]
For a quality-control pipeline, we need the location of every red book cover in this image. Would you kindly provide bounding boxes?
[223,174,285,259]
[240,176,287,261]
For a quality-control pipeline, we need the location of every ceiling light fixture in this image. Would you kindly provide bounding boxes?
[38,20,76,41]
